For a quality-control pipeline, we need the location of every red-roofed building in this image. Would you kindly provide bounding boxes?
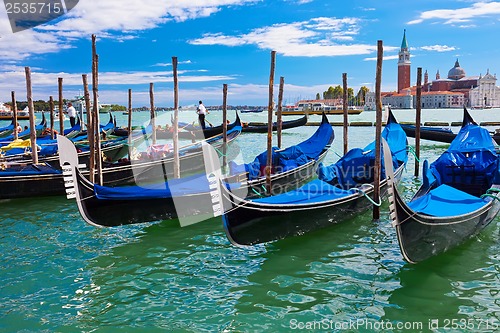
[364,31,500,109]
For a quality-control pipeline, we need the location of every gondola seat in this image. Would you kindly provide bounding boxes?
[407,184,488,217]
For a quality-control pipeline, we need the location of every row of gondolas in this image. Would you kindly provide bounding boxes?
[2,108,500,264]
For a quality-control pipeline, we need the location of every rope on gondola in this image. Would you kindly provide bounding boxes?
[480,193,500,202]
[251,188,264,197]
[212,146,227,157]
[406,145,420,163]
[352,184,382,207]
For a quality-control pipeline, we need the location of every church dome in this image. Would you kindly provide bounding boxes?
[448,59,466,80]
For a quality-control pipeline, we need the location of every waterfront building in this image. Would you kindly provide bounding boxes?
[398,30,411,93]
[369,30,500,109]
[469,70,500,108]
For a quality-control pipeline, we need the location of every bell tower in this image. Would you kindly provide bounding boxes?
[398,29,411,92]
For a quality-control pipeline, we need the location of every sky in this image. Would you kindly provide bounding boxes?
[1,0,500,107]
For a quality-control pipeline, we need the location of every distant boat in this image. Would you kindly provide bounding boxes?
[277,107,363,116]
[0,105,31,120]
[69,96,112,114]
[241,108,264,113]
[242,115,308,133]
[99,103,112,113]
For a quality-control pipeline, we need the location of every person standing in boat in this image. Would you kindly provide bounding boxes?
[196,100,209,129]
[67,102,77,127]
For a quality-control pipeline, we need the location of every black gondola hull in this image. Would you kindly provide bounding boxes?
[401,124,500,145]
[156,114,239,140]
[400,124,456,143]
[222,165,404,245]
[391,184,500,263]
[0,129,240,199]
[241,115,307,133]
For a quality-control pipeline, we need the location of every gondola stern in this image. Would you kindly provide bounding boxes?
[462,106,477,127]
[235,111,241,126]
[320,112,329,125]
[386,107,398,125]
[40,111,46,126]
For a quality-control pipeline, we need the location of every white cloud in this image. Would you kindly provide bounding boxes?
[0,0,258,62]
[419,45,457,52]
[0,65,236,103]
[363,43,456,61]
[408,1,500,25]
[152,60,193,67]
[363,55,400,61]
[189,17,379,57]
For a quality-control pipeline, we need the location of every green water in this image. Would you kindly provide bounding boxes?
[0,109,499,332]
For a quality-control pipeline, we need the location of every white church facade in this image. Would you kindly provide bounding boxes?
[469,70,500,108]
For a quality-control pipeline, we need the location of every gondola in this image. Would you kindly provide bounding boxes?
[58,114,333,227]
[383,108,500,263]
[221,110,408,246]
[401,112,500,145]
[0,113,121,165]
[0,119,15,137]
[156,114,240,140]
[400,124,456,143]
[0,122,242,200]
[0,112,47,145]
[241,115,307,133]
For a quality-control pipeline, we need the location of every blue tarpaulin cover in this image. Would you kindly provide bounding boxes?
[423,123,499,190]
[253,179,356,204]
[410,120,499,217]
[408,184,487,216]
[229,116,334,180]
[94,172,211,200]
[0,163,61,176]
[317,115,408,189]
[249,113,408,204]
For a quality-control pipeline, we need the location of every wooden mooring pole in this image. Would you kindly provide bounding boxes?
[128,88,132,159]
[415,67,422,177]
[373,40,383,220]
[25,67,38,164]
[82,74,92,135]
[342,73,348,155]
[277,76,284,149]
[222,84,228,169]
[92,35,102,185]
[172,56,180,179]
[149,82,156,145]
[58,77,64,135]
[49,96,55,140]
[11,91,18,141]
[265,51,276,194]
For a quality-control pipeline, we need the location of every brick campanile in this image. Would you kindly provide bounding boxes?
[398,29,411,92]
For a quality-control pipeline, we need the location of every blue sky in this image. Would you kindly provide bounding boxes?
[1,0,500,107]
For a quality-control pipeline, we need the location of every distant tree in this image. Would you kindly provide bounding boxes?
[111,104,127,111]
[356,86,370,105]
[315,93,321,100]
[322,85,343,100]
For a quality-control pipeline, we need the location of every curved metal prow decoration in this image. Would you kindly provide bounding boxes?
[57,134,86,200]
[381,138,398,226]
